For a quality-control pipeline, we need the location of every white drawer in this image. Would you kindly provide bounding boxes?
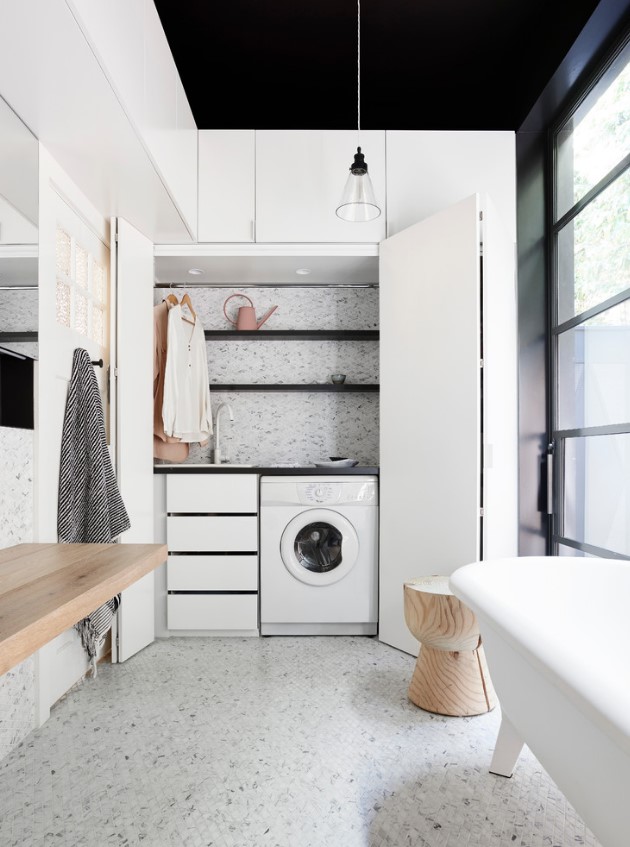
[167,555,258,591]
[167,515,258,551]
[167,594,258,631]
[167,474,257,513]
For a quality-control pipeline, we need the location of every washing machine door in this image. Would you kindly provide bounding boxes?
[280,508,359,586]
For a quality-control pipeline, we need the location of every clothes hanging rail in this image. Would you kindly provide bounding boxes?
[153,282,378,289]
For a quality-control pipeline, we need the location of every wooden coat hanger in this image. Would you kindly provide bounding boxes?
[164,293,179,307]
[180,292,197,326]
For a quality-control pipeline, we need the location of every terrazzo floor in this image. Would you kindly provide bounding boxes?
[0,636,600,847]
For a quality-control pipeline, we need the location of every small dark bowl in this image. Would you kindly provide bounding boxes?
[329,457,347,461]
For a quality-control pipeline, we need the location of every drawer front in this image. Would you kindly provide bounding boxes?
[167,555,258,591]
[167,474,258,513]
[167,594,258,631]
[167,516,258,552]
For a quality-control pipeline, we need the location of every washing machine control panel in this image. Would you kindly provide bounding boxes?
[300,482,341,505]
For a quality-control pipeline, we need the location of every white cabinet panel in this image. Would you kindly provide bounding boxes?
[143,0,197,236]
[256,130,386,243]
[68,0,145,128]
[167,516,258,552]
[167,554,258,591]
[198,131,255,242]
[167,474,258,513]
[378,192,516,656]
[168,594,258,631]
[386,130,516,242]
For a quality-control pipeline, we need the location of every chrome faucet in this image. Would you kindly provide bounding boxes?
[213,402,234,464]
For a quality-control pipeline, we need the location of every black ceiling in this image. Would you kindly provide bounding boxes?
[154,0,603,131]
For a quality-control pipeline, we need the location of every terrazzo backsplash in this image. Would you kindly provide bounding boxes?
[0,426,35,762]
[155,287,380,466]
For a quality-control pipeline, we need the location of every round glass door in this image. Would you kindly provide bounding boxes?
[294,521,343,573]
[280,508,359,586]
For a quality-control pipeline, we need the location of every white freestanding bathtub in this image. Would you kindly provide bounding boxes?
[449,556,630,847]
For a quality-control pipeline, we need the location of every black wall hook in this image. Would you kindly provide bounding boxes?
[91,359,104,368]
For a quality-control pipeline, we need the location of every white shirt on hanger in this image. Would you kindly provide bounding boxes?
[162,304,213,444]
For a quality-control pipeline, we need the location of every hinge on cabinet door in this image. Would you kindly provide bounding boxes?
[479,358,484,368]
[114,231,118,243]
[479,211,483,220]
[479,507,484,517]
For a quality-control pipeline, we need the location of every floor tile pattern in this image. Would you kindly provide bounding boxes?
[0,637,600,847]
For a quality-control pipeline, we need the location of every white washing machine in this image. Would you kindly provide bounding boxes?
[260,475,378,635]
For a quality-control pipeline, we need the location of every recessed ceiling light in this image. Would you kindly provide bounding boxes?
[296,268,311,275]
[188,268,203,275]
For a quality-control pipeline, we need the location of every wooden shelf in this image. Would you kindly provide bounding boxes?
[210,383,379,392]
[204,330,378,340]
[0,542,167,676]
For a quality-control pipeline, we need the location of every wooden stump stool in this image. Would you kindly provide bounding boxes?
[403,575,497,716]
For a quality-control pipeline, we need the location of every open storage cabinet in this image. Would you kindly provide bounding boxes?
[378,193,517,655]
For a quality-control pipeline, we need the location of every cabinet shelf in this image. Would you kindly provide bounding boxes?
[204,330,378,340]
[210,383,379,393]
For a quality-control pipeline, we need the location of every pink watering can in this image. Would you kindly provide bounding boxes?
[223,293,278,330]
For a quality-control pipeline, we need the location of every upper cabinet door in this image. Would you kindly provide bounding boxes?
[386,130,516,242]
[256,130,386,243]
[198,130,255,242]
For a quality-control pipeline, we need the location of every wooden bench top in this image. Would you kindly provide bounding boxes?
[0,542,167,676]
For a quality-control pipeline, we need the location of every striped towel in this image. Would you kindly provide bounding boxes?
[58,348,131,675]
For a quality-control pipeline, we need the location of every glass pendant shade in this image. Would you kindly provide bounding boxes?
[336,147,381,222]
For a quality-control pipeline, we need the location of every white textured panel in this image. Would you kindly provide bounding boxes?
[0,426,34,761]
[0,656,35,762]
[206,339,378,385]
[0,289,38,331]
[172,392,380,467]
[0,427,33,547]
[154,285,379,330]
[153,285,380,467]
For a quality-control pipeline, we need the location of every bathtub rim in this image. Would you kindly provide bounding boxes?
[449,555,630,758]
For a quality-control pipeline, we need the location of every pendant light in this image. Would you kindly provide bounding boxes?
[336,0,381,222]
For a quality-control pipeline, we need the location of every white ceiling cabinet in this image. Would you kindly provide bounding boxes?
[65,0,198,240]
[198,131,256,242]
[255,130,386,243]
[386,130,517,243]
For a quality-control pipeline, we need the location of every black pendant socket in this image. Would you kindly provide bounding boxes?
[349,146,368,174]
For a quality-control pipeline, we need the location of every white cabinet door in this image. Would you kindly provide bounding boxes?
[198,130,255,242]
[256,130,386,243]
[378,192,516,656]
[379,194,483,656]
[385,130,516,241]
[113,216,157,663]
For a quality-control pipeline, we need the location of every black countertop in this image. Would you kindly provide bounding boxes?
[154,465,379,475]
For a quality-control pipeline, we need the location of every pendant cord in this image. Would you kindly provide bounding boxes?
[357,0,361,144]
